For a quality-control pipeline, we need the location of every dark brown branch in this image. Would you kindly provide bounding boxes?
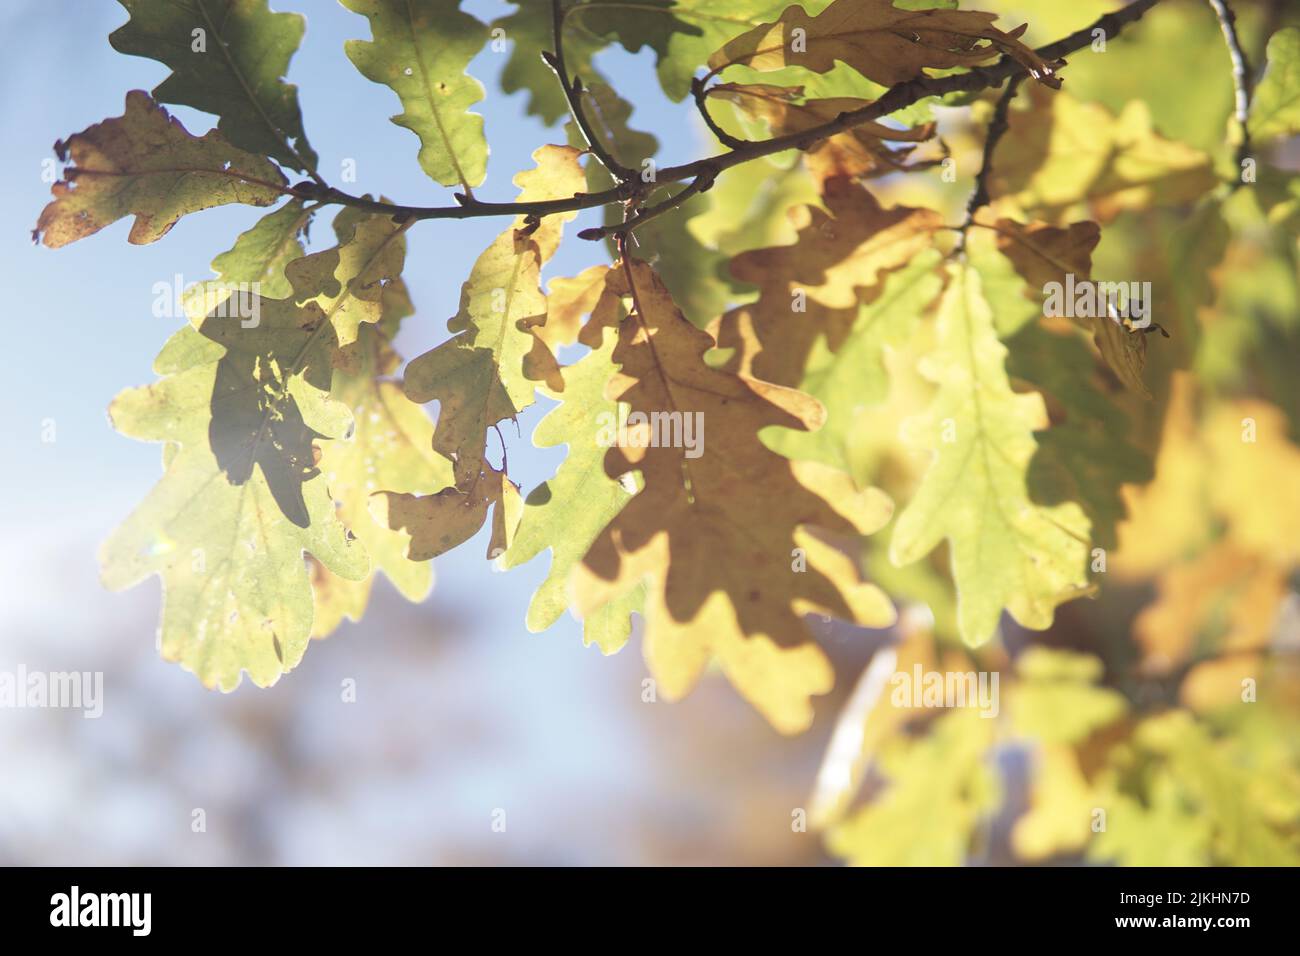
[1206,0,1254,178]
[578,171,718,241]
[543,0,636,182]
[307,0,1166,227]
[957,74,1024,250]
[690,77,746,149]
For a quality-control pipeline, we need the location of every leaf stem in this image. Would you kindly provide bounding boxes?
[690,77,747,149]
[957,73,1024,251]
[545,0,637,182]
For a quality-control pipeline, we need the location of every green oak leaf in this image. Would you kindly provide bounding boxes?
[1252,28,1300,143]
[501,321,645,653]
[342,0,490,190]
[765,250,945,475]
[311,288,453,637]
[109,0,318,173]
[189,204,412,527]
[573,0,793,102]
[101,326,367,691]
[209,198,314,297]
[1005,324,1153,551]
[889,263,1092,646]
[34,91,286,248]
[826,708,999,865]
[1009,648,1127,745]
[962,223,1153,549]
[496,1,607,124]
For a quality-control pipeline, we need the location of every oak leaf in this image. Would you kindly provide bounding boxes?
[109,0,317,172]
[890,263,1092,646]
[708,0,1060,89]
[35,91,285,248]
[380,146,584,560]
[342,0,490,190]
[572,259,896,733]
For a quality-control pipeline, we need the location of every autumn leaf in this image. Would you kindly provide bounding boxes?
[709,82,940,184]
[755,249,946,477]
[1011,742,1096,862]
[342,0,490,190]
[686,157,819,271]
[890,263,1092,646]
[379,146,584,560]
[34,91,286,248]
[710,180,942,483]
[109,0,317,173]
[725,176,942,320]
[537,265,611,351]
[707,0,1061,90]
[572,258,896,733]
[1133,542,1286,674]
[989,86,1218,223]
[1090,711,1300,866]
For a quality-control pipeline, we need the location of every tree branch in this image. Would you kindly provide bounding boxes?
[957,74,1024,250]
[543,0,637,182]
[1206,0,1254,178]
[690,77,746,149]
[578,171,718,241]
[306,0,1166,227]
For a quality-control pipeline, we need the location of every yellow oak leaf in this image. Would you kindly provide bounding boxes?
[571,258,896,733]
[989,86,1217,223]
[708,0,1060,89]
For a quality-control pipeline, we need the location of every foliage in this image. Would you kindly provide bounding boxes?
[39,0,1300,865]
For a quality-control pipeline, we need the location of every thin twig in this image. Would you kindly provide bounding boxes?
[957,74,1024,251]
[1207,0,1254,181]
[295,0,1166,228]
[578,172,718,241]
[690,77,747,149]
[543,0,637,182]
